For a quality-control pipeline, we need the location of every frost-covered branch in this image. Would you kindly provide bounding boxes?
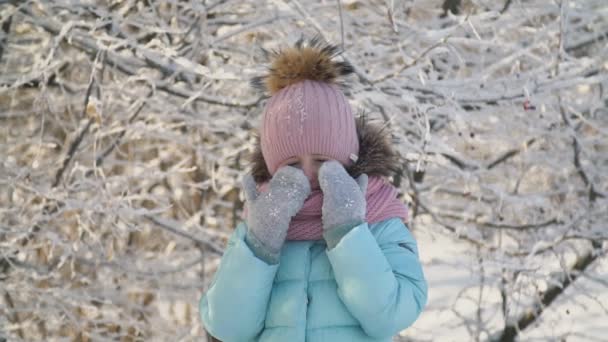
[494,243,604,342]
[1,0,606,340]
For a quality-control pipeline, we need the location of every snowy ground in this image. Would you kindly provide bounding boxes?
[402,227,608,341]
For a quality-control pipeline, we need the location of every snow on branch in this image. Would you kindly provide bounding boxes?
[1,0,606,340]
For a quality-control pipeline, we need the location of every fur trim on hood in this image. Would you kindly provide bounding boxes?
[249,113,403,184]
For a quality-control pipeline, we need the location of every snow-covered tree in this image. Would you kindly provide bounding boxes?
[1,0,606,340]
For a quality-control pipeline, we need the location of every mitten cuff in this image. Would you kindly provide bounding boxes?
[323,220,363,250]
[244,230,281,265]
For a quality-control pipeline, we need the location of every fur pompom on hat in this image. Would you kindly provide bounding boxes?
[251,36,354,95]
[251,37,359,175]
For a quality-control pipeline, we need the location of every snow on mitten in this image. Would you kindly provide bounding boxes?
[242,166,311,263]
[318,160,368,249]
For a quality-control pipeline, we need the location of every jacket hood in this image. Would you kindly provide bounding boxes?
[249,114,403,184]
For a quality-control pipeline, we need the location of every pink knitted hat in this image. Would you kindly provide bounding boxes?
[260,80,358,174]
[252,37,359,174]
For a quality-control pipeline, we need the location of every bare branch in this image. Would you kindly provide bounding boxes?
[495,245,604,342]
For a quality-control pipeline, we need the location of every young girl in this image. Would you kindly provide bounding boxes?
[199,38,427,342]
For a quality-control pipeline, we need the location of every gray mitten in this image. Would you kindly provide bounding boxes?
[318,160,368,249]
[242,166,311,264]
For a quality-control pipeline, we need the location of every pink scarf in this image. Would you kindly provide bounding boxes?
[245,176,409,241]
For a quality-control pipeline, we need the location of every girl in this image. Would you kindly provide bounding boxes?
[199,38,427,342]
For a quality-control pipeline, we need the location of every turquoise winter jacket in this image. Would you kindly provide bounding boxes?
[199,217,427,342]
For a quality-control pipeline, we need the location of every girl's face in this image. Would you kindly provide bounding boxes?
[280,154,332,190]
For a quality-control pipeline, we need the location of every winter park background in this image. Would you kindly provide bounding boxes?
[1,0,607,341]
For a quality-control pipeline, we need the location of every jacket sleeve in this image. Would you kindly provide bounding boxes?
[199,222,279,341]
[326,218,428,339]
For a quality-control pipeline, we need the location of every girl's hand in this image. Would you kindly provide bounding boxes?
[318,160,368,232]
[242,166,311,256]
